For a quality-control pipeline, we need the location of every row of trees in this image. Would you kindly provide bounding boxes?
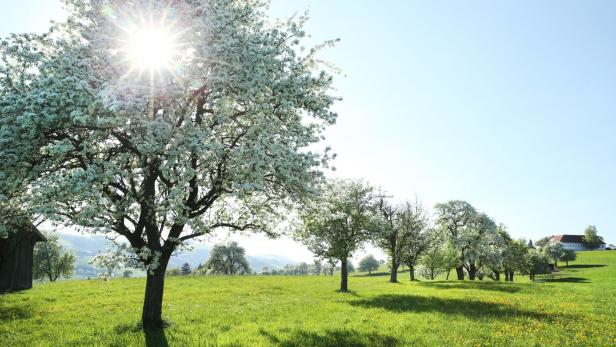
[293,180,566,292]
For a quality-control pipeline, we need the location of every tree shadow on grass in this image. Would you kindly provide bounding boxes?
[350,294,559,322]
[114,322,169,347]
[565,264,606,269]
[259,328,398,347]
[143,326,169,347]
[418,281,523,293]
[353,271,390,277]
[539,277,590,283]
[0,304,33,321]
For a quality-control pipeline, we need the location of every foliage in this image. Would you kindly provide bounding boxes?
[583,225,604,249]
[89,247,127,281]
[166,268,181,276]
[542,242,565,267]
[560,249,577,266]
[435,201,504,280]
[204,241,251,275]
[418,246,447,280]
[535,237,551,248]
[1,251,615,346]
[295,179,380,291]
[122,270,132,278]
[1,0,337,324]
[180,263,192,275]
[525,250,550,280]
[310,260,323,275]
[373,198,431,282]
[32,231,76,282]
[501,238,530,280]
[358,255,380,274]
[434,200,474,279]
[397,201,433,281]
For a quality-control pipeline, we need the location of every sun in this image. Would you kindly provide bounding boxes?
[126,26,174,70]
[120,19,181,75]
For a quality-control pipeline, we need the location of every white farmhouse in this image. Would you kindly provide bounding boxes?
[549,234,606,251]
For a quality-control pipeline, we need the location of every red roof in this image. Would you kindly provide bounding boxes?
[550,234,605,244]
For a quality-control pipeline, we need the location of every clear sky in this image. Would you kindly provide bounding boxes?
[1,0,615,262]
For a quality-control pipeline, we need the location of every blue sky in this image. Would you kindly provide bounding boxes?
[1,1,614,259]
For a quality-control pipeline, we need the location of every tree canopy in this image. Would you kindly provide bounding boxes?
[358,255,379,274]
[0,0,337,325]
[32,231,76,282]
[204,241,251,275]
[583,225,604,249]
[295,179,379,291]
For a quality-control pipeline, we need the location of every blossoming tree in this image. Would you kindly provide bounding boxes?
[0,0,337,326]
[295,179,379,292]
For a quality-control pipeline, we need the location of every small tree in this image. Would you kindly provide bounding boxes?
[89,248,126,281]
[582,225,604,249]
[501,239,529,282]
[166,268,181,276]
[32,231,76,282]
[295,179,379,292]
[322,260,335,276]
[297,262,309,275]
[535,237,551,248]
[434,200,476,280]
[374,198,403,282]
[542,242,565,268]
[441,242,459,280]
[560,249,576,267]
[204,242,251,275]
[526,250,550,280]
[418,246,446,280]
[358,255,380,274]
[122,270,133,278]
[181,263,192,275]
[310,260,322,275]
[398,201,432,281]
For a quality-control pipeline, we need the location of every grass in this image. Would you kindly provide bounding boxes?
[1,251,615,346]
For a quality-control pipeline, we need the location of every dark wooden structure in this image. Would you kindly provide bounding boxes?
[0,224,46,292]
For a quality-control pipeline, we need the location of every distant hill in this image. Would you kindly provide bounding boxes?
[56,232,297,278]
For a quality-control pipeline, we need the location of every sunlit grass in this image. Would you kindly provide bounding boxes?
[1,251,615,346]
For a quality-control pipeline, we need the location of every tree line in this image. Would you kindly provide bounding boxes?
[293,179,605,292]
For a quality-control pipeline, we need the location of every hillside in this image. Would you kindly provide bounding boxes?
[1,251,615,346]
[55,232,297,278]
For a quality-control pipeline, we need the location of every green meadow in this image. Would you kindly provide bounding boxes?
[1,251,615,346]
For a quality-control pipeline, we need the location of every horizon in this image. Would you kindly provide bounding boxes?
[1,0,614,263]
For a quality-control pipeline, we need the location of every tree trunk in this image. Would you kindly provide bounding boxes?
[510,271,514,282]
[389,261,398,283]
[468,264,477,280]
[141,254,171,327]
[340,258,348,292]
[409,266,415,281]
[446,269,451,280]
[566,260,569,267]
[493,271,500,281]
[455,266,465,280]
